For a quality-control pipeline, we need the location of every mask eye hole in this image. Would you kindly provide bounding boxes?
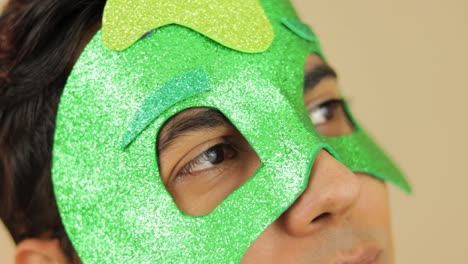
[156,107,261,216]
[303,54,354,137]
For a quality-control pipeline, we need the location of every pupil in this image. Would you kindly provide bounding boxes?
[206,145,225,165]
[321,106,331,120]
[320,102,336,120]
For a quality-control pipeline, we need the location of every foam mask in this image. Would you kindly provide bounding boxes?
[52,0,412,262]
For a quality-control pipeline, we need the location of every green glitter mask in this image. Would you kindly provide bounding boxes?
[52,0,411,262]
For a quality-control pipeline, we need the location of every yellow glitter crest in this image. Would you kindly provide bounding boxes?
[102,0,274,52]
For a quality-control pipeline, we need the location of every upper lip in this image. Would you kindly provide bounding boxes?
[330,243,381,264]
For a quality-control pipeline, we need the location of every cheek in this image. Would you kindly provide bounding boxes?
[352,173,394,261]
[352,173,392,228]
[243,174,394,263]
[336,174,394,264]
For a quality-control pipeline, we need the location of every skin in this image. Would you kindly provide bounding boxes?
[13,26,394,262]
[155,54,395,264]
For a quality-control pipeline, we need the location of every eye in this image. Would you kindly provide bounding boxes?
[179,143,237,176]
[309,99,342,125]
[307,98,354,137]
[156,107,261,216]
[302,54,354,137]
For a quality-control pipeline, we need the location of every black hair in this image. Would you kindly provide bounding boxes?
[0,0,106,262]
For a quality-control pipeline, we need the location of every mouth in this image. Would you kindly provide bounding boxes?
[330,243,382,264]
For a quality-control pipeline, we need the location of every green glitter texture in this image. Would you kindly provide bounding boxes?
[121,68,210,148]
[103,0,274,52]
[281,17,318,43]
[52,0,411,263]
[281,17,324,62]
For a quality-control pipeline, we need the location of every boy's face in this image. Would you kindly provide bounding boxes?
[157,54,396,263]
[51,0,410,262]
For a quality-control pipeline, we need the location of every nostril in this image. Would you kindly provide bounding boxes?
[311,212,331,223]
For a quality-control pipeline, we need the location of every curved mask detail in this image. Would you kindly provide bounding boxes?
[102,0,274,52]
[121,68,211,148]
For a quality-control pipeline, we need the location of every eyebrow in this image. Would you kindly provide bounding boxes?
[157,109,229,152]
[304,64,337,92]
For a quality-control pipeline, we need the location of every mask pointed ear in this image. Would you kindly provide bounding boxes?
[15,239,68,264]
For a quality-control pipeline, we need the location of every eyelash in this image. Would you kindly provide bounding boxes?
[179,141,237,176]
[308,98,344,125]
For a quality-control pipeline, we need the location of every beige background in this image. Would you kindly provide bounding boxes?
[1,0,467,263]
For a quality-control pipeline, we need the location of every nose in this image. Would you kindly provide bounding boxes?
[281,150,361,236]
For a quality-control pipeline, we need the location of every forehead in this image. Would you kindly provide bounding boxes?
[93,0,322,103]
[84,9,320,148]
[100,22,313,89]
